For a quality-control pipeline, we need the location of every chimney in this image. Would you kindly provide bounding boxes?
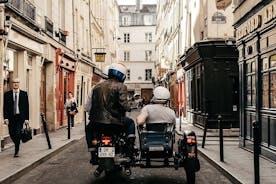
[136,0,140,11]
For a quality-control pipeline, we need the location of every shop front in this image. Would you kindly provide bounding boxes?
[182,40,239,129]
[234,0,276,161]
[55,49,76,127]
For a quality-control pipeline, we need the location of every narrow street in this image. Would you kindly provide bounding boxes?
[10,111,232,184]
[10,138,232,184]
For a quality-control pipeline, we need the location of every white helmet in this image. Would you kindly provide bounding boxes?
[108,62,127,82]
[152,86,170,103]
[102,65,110,79]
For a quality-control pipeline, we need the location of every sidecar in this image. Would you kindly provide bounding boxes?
[137,122,200,184]
[137,122,175,167]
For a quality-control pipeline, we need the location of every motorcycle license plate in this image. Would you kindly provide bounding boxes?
[149,146,164,151]
[98,147,115,158]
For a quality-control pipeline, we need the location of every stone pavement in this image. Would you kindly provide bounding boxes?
[175,118,276,184]
[0,123,85,184]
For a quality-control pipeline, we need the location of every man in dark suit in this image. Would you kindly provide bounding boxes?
[3,78,29,157]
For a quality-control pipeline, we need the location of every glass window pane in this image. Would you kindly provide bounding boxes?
[262,73,269,108]
[270,55,276,68]
[247,76,251,106]
[247,62,251,73]
[270,71,276,108]
[252,75,256,106]
[252,62,256,73]
[262,58,269,71]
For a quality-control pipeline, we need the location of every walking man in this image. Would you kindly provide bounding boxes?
[3,78,29,157]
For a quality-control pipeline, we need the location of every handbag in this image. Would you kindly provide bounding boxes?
[69,101,78,115]
[69,110,77,115]
[21,123,32,143]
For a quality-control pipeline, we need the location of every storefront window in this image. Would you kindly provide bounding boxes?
[252,75,256,105]
[247,76,251,106]
[246,61,256,107]
[262,73,269,108]
[270,55,276,108]
[271,71,276,108]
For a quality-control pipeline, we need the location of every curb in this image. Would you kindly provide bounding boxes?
[197,149,242,184]
[0,139,80,184]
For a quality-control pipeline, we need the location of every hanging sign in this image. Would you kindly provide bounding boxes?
[216,0,232,10]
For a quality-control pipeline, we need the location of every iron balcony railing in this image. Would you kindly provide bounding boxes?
[7,0,36,24]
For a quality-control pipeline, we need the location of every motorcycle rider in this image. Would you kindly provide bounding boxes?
[89,62,136,165]
[84,65,109,163]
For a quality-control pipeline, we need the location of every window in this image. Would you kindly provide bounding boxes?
[262,58,269,108]
[270,55,276,108]
[246,61,256,107]
[124,51,130,61]
[261,55,276,108]
[145,32,152,42]
[126,69,130,80]
[124,33,130,43]
[122,16,131,26]
[145,69,152,81]
[145,50,152,61]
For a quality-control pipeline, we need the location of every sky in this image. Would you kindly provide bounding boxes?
[117,0,157,5]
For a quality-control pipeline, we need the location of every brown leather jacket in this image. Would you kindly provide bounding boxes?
[90,79,131,126]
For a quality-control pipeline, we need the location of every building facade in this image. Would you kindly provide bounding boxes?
[0,0,119,151]
[118,1,156,103]
[233,0,276,161]
[179,0,238,126]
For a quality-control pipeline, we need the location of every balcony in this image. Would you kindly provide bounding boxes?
[6,0,36,25]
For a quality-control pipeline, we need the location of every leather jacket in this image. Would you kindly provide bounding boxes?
[90,79,131,126]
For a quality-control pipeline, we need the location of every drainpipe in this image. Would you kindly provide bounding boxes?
[89,0,92,60]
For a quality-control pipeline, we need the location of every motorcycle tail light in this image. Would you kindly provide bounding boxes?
[187,136,196,144]
[92,139,98,145]
[101,136,111,145]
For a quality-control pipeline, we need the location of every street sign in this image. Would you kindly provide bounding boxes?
[0,0,8,3]
[95,52,106,62]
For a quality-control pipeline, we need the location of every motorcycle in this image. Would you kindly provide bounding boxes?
[89,122,200,184]
[177,130,200,184]
[92,124,134,177]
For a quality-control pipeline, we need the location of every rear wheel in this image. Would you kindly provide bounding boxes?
[185,170,195,184]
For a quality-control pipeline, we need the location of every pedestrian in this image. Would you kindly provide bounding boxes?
[65,91,78,128]
[3,78,29,158]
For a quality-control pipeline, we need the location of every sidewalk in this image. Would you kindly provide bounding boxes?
[0,123,85,184]
[175,118,276,184]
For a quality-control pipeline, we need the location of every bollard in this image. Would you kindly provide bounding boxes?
[40,113,52,149]
[67,111,71,139]
[253,120,260,184]
[202,113,208,148]
[179,108,182,131]
[218,115,224,162]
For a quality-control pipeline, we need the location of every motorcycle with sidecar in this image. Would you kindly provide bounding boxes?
[91,122,200,184]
